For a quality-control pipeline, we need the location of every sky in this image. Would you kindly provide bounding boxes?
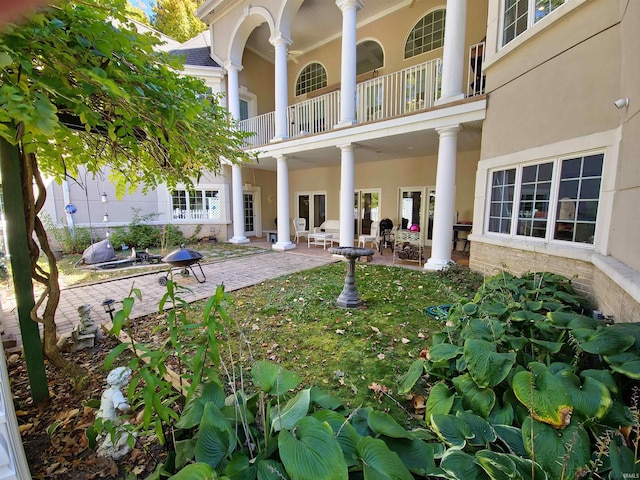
[129,0,155,19]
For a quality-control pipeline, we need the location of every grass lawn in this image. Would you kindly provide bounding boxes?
[129,262,483,425]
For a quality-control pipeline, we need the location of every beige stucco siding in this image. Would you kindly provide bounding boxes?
[239,49,275,115]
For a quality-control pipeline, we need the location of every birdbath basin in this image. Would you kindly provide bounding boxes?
[328,246,374,308]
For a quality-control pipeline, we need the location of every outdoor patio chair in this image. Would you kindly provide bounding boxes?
[293,218,309,243]
[358,220,381,250]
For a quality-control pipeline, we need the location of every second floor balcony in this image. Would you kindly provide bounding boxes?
[239,43,485,149]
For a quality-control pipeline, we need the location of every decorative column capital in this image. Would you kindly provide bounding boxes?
[336,0,363,12]
[435,124,462,136]
[269,34,292,48]
[224,62,243,74]
[337,143,354,153]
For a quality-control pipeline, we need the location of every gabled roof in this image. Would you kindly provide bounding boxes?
[170,32,220,68]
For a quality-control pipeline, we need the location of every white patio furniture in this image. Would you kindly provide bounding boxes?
[358,220,381,251]
[293,218,309,243]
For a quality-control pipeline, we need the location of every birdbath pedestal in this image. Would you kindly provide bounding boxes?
[328,246,374,308]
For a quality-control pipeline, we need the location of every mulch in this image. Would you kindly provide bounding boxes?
[7,334,166,479]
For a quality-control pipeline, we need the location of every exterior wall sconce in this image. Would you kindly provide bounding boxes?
[614,98,629,109]
[103,213,109,222]
[101,192,108,203]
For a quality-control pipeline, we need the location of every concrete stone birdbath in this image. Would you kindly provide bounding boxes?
[328,246,375,308]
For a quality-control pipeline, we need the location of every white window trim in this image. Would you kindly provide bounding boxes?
[486,154,602,247]
[403,6,447,60]
[167,184,229,223]
[474,128,621,260]
[484,0,587,71]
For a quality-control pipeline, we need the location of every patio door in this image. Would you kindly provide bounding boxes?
[243,188,261,237]
[354,190,381,236]
[399,187,428,244]
[297,192,326,231]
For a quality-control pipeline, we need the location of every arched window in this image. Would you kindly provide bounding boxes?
[295,63,327,96]
[404,9,446,59]
[356,40,384,76]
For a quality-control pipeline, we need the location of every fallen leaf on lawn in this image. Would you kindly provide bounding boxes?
[339,378,345,385]
[419,348,430,360]
[418,332,426,339]
[335,329,345,334]
[377,353,385,360]
[401,338,410,344]
[371,326,380,334]
[251,324,260,330]
[14,410,29,417]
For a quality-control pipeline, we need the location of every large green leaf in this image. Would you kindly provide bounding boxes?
[512,362,572,428]
[356,436,414,480]
[168,463,217,480]
[461,319,505,342]
[492,425,526,456]
[195,403,237,469]
[430,414,474,448]
[176,381,226,429]
[464,339,516,388]
[530,338,564,354]
[175,439,196,469]
[397,359,425,394]
[278,416,348,480]
[510,310,546,322]
[609,437,640,477]
[488,401,514,426]
[522,418,590,480]
[578,327,635,356]
[383,438,440,477]
[476,450,547,480]
[368,411,414,440]
[310,387,343,410]
[604,352,640,380]
[428,344,463,363]
[223,453,256,480]
[439,450,488,480]
[452,374,496,419]
[556,371,611,420]
[581,369,618,394]
[257,460,290,480]
[312,410,360,467]
[252,361,301,396]
[547,311,587,328]
[456,411,496,446]
[271,389,310,432]
[425,382,454,420]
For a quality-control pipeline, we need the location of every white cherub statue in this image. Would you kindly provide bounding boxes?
[96,367,135,459]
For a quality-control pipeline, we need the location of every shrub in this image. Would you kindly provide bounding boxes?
[41,213,92,254]
[110,209,186,250]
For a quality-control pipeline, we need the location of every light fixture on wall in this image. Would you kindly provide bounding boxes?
[614,98,629,109]
[101,192,108,203]
[103,213,109,222]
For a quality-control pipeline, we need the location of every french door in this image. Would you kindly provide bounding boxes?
[398,187,435,245]
[297,192,326,231]
[354,190,381,236]
[243,189,262,237]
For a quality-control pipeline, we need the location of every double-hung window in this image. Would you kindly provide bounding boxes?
[487,153,603,245]
[171,189,221,221]
[502,0,567,46]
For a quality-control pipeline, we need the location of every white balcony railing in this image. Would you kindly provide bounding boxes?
[467,41,485,97]
[240,52,487,148]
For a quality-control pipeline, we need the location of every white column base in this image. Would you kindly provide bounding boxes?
[272,241,296,251]
[229,237,250,244]
[271,136,288,142]
[335,120,357,128]
[435,93,465,105]
[424,258,454,271]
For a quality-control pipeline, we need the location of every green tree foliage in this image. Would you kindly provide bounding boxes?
[152,0,206,42]
[0,0,249,391]
[125,3,150,25]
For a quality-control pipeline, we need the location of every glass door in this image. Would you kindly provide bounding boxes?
[297,192,326,231]
[354,190,380,236]
[243,192,256,236]
[399,187,427,244]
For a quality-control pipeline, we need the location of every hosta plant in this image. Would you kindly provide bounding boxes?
[400,271,640,479]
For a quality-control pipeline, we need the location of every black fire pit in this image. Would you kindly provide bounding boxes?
[159,246,206,285]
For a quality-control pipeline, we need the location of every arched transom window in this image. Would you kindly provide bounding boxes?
[356,40,384,76]
[295,63,327,96]
[405,9,446,59]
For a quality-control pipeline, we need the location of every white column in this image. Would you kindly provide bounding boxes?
[271,35,291,141]
[226,62,249,244]
[435,0,467,104]
[338,144,355,246]
[336,0,362,127]
[273,155,295,251]
[425,125,460,270]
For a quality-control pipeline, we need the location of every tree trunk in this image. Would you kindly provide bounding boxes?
[21,147,81,373]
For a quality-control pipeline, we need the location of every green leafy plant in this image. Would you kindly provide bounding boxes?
[400,271,640,479]
[41,212,92,254]
[110,208,187,250]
